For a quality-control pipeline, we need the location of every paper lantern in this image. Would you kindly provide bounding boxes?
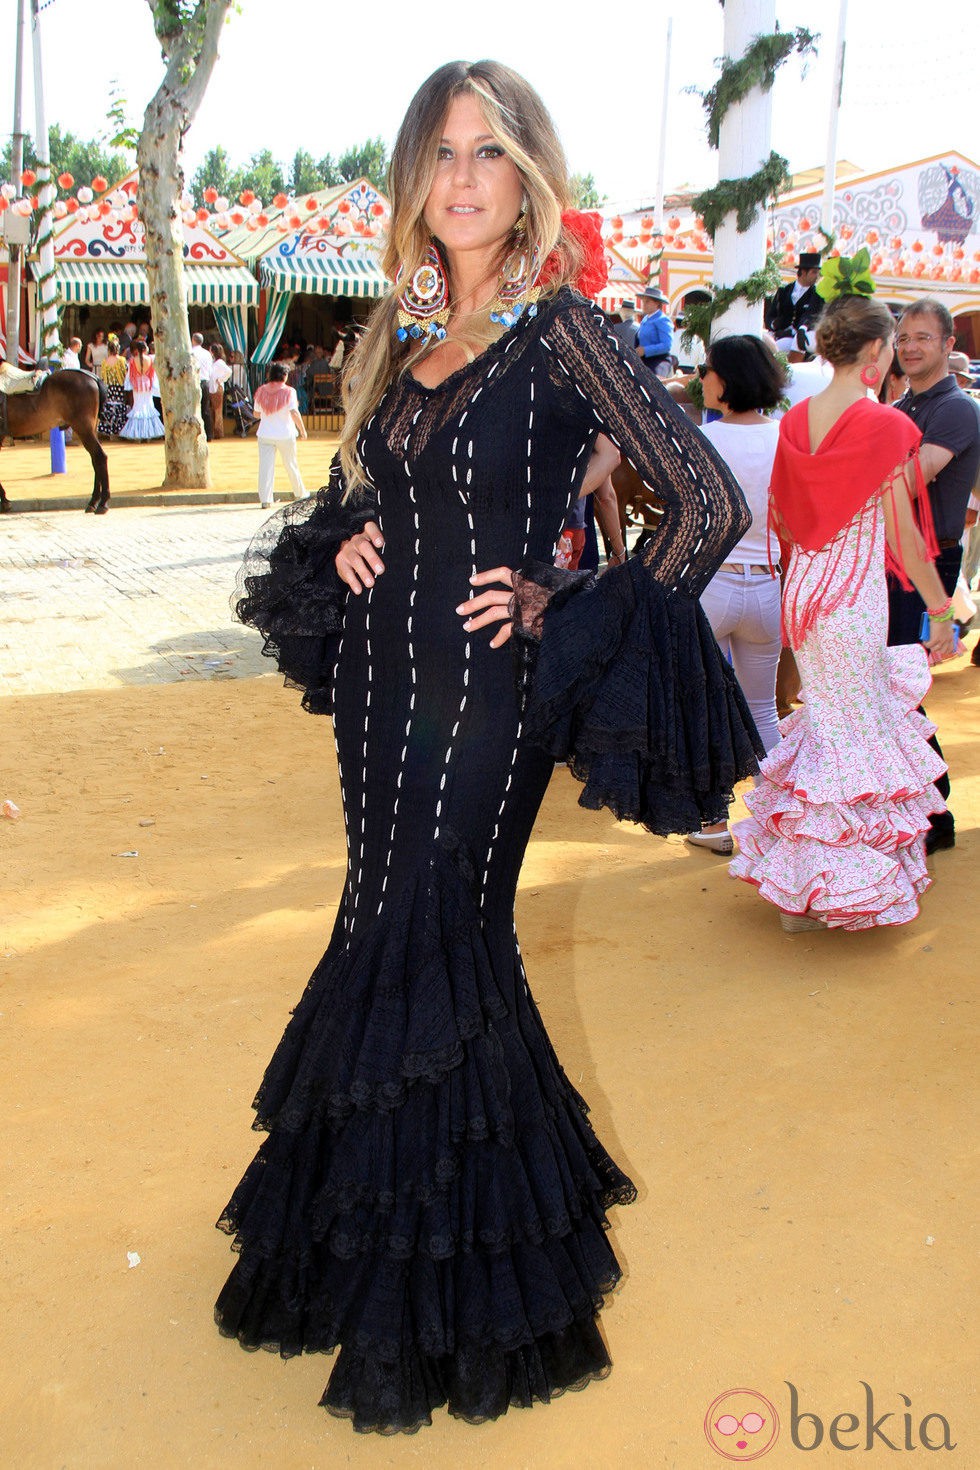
[230,209,246,226]
[203,185,219,204]
[610,216,623,231]
[214,212,230,231]
[183,208,196,226]
[287,213,302,229]
[246,218,258,231]
[890,236,903,250]
[640,215,654,230]
[627,236,638,248]
[865,228,879,245]
[911,240,923,253]
[305,196,317,211]
[276,219,289,233]
[20,169,36,188]
[215,196,229,212]
[57,172,74,190]
[932,243,944,257]
[98,201,112,217]
[953,247,965,260]
[0,182,15,200]
[14,198,32,216]
[668,215,681,230]
[77,186,93,204]
[273,193,288,209]
[316,216,331,231]
[92,175,108,194]
[66,197,79,214]
[196,207,210,222]
[239,189,255,206]
[256,212,269,227]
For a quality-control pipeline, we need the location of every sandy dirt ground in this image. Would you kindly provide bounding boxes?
[2,660,977,1469]
[0,431,341,507]
[1,443,977,1466]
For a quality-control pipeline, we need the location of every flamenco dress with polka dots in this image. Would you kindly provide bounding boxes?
[218,288,761,1433]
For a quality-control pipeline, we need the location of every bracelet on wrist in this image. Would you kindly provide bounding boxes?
[927,599,955,622]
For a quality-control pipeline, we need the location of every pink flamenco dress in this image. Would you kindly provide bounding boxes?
[730,398,946,930]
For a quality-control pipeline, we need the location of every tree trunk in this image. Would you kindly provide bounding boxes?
[711,0,775,338]
[138,119,209,488]
[137,1,233,490]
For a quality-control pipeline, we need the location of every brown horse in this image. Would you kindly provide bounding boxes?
[0,370,109,513]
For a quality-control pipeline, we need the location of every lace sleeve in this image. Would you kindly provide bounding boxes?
[233,457,377,714]
[539,294,750,597]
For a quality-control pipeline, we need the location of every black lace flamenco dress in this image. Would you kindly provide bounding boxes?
[217,289,762,1433]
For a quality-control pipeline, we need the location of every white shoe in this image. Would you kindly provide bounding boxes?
[685,829,734,856]
[259,499,275,510]
[293,489,311,500]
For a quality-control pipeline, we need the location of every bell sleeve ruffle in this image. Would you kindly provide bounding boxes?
[233,463,377,715]
[512,555,763,834]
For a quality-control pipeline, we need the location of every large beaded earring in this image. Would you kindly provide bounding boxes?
[488,226,541,329]
[394,244,450,342]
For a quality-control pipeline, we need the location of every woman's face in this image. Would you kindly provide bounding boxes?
[94,330,105,345]
[423,91,524,266]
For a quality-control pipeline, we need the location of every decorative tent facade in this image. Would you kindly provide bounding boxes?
[30,171,259,355]
[216,178,390,364]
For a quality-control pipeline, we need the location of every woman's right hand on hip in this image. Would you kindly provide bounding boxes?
[336,521,385,594]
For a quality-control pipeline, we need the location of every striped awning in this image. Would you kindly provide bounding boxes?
[259,254,387,299]
[36,259,259,307]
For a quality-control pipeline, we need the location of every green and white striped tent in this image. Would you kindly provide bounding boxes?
[42,259,259,307]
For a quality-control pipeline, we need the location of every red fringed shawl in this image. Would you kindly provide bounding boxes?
[254,383,295,416]
[770,398,937,648]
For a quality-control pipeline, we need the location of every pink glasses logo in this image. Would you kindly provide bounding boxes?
[705,1388,780,1461]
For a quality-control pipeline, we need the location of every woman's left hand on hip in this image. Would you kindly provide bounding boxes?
[456,567,515,648]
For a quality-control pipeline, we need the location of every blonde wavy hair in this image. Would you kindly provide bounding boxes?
[339,60,584,496]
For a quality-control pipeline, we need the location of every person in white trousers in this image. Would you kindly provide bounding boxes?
[253,362,310,509]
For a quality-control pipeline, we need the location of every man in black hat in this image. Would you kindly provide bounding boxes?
[636,284,673,376]
[764,252,822,346]
[611,298,639,350]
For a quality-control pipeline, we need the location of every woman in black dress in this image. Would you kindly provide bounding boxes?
[217,60,761,1434]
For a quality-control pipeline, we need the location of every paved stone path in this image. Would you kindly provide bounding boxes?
[0,503,282,696]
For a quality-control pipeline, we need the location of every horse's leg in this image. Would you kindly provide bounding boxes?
[0,476,9,513]
[76,424,110,513]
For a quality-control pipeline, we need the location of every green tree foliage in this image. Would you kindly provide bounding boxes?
[2,125,130,189]
[318,137,389,192]
[190,145,236,201]
[569,172,604,210]
[289,149,322,195]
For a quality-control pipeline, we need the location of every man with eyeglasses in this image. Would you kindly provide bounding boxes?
[888,297,980,853]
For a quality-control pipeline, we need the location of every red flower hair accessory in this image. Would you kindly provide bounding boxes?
[538,209,609,297]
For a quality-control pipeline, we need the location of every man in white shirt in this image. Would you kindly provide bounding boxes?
[62,337,82,370]
[190,332,215,439]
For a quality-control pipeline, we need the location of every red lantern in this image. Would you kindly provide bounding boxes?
[66,197,79,213]
[675,239,686,250]
[239,189,255,206]
[610,216,623,230]
[798,216,811,231]
[57,172,74,190]
[0,197,7,213]
[196,207,209,222]
[953,246,964,260]
[668,215,680,230]
[911,240,923,253]
[316,215,331,230]
[203,186,219,204]
[273,192,288,209]
[640,215,653,230]
[257,212,269,227]
[890,236,903,250]
[20,168,36,188]
[970,267,980,283]
[627,236,638,248]
[230,209,246,226]
[92,175,108,193]
[932,243,944,257]
[303,196,316,212]
[287,213,302,229]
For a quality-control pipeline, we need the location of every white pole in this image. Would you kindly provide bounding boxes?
[30,0,60,364]
[711,0,775,338]
[5,0,26,364]
[821,0,848,241]
[654,17,673,232]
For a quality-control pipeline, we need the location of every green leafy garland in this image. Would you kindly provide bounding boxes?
[685,22,819,347]
[692,152,791,236]
[698,29,817,148]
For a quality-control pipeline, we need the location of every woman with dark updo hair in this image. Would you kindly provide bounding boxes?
[219,59,761,1432]
[731,290,956,931]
